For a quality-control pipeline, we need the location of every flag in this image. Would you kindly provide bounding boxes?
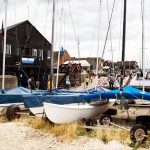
[60,46,64,56]
[1,21,4,40]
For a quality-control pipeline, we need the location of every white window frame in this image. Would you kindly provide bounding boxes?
[6,44,11,55]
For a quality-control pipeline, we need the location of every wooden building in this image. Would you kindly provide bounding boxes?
[0,20,51,89]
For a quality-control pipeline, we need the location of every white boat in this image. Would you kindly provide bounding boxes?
[130,76,150,90]
[43,99,115,124]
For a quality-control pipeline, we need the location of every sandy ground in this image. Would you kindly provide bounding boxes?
[0,121,133,150]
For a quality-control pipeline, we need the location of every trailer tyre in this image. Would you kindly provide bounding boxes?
[99,114,113,125]
[130,124,148,142]
[6,105,21,121]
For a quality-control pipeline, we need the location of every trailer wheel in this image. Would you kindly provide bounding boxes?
[130,124,148,142]
[99,114,112,125]
[6,105,21,121]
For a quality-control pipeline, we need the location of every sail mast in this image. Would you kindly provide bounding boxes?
[95,0,101,90]
[120,0,127,89]
[50,0,55,93]
[2,0,8,90]
[141,0,145,93]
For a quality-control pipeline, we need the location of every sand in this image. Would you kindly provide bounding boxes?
[0,121,134,150]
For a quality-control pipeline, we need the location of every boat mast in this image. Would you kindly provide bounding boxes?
[95,0,101,90]
[50,0,55,93]
[120,0,127,90]
[141,0,145,93]
[2,0,8,90]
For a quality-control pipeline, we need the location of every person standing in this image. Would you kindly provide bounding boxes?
[109,74,115,90]
[47,79,54,90]
[28,76,36,89]
[47,79,50,90]
[27,77,32,89]
[85,76,89,88]
[66,76,70,90]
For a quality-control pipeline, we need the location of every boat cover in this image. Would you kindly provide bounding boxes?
[0,87,49,104]
[89,86,150,101]
[23,94,87,108]
[23,86,110,108]
[53,86,109,94]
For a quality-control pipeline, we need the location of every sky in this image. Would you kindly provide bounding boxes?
[0,0,150,68]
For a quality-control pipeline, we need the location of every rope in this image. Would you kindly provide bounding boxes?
[101,0,116,59]
[41,0,50,50]
[67,0,78,46]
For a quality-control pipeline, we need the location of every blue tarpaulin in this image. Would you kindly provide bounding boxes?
[83,86,150,101]
[100,86,150,100]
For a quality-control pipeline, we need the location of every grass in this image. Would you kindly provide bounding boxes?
[0,114,150,148]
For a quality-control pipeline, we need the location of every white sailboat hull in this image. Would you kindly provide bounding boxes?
[130,76,150,88]
[43,99,116,124]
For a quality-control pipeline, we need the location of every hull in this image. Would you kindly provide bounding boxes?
[130,76,150,90]
[43,99,115,124]
[29,106,44,117]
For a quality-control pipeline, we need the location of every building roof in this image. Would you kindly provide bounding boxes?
[0,20,51,46]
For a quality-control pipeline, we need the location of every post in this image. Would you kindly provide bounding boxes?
[2,0,8,90]
[120,0,127,110]
[120,0,127,89]
[50,0,55,94]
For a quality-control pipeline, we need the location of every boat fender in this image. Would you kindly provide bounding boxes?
[76,65,80,70]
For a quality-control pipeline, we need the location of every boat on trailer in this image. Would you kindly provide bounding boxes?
[43,98,115,124]
[0,86,50,120]
[22,86,110,117]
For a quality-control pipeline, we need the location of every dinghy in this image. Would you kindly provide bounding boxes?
[43,96,115,124]
[23,87,109,117]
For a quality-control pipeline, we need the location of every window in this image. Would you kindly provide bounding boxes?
[47,50,50,59]
[38,49,43,60]
[6,44,11,54]
[32,49,37,56]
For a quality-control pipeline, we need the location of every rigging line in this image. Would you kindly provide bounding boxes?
[101,0,116,59]
[118,0,123,61]
[13,0,19,50]
[54,0,59,52]
[56,0,64,88]
[32,0,42,25]
[106,0,114,73]
[90,10,99,58]
[95,0,102,90]
[42,0,50,50]
[63,0,67,49]
[67,0,78,45]
[141,0,145,94]
[21,0,42,54]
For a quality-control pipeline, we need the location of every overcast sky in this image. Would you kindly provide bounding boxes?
[1,0,150,67]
